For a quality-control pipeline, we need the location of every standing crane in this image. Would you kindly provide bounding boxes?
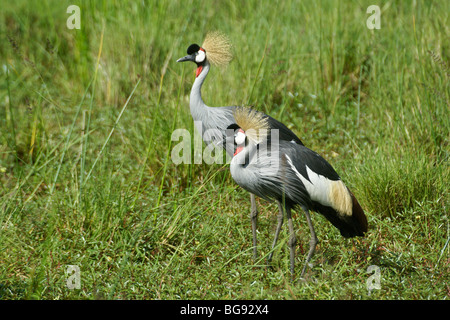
[176,31,303,259]
[226,107,368,279]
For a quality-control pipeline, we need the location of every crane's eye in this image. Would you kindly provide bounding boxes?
[235,130,246,145]
[195,49,206,63]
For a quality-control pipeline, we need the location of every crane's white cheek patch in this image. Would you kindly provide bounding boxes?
[285,156,352,217]
[235,131,246,145]
[195,50,206,63]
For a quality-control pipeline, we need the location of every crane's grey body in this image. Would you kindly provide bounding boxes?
[231,140,342,210]
[230,140,340,210]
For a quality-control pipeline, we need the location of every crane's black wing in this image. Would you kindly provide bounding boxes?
[278,141,367,237]
[262,113,304,145]
[279,141,340,182]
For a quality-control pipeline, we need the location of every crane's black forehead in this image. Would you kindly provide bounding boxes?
[187,44,200,54]
[227,123,240,131]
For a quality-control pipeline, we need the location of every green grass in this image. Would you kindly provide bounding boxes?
[0,0,449,299]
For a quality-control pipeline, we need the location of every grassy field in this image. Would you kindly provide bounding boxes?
[0,0,449,300]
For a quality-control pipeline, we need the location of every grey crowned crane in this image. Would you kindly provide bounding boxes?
[226,107,368,279]
[176,31,304,259]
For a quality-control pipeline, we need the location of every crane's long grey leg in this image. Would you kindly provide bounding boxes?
[300,206,318,278]
[267,200,284,263]
[250,193,258,260]
[286,206,297,280]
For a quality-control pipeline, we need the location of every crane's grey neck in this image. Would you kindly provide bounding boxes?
[190,60,211,121]
[231,143,256,167]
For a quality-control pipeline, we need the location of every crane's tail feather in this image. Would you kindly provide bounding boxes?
[312,188,368,238]
[348,189,368,236]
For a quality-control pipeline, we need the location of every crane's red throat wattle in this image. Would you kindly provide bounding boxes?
[234,146,243,156]
[196,65,203,77]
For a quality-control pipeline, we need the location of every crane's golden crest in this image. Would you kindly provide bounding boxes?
[329,181,353,217]
[202,31,233,67]
[233,107,269,144]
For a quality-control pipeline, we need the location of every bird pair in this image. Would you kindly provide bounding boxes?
[176,31,368,280]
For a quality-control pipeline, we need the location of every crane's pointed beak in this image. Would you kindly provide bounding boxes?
[176,54,195,63]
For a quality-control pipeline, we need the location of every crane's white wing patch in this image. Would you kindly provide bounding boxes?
[285,155,352,216]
